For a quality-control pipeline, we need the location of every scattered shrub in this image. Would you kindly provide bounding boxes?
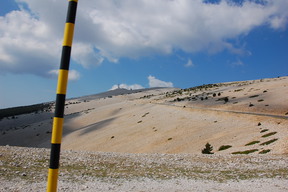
[260,139,278,146]
[202,143,214,154]
[168,138,172,141]
[216,97,229,103]
[0,103,52,119]
[260,129,269,133]
[249,95,259,98]
[245,141,260,146]
[218,145,232,151]
[232,149,259,154]
[142,112,149,117]
[259,149,271,154]
[262,132,277,138]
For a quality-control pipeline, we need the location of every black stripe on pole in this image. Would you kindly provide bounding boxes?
[60,46,71,70]
[54,94,66,118]
[66,1,77,23]
[49,144,61,169]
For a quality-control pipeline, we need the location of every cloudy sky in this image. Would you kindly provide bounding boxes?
[0,0,287,108]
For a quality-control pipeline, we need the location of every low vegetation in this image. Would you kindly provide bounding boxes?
[249,95,259,98]
[259,149,271,154]
[262,132,277,138]
[245,141,260,146]
[201,143,214,154]
[260,129,269,133]
[218,145,232,151]
[0,103,53,120]
[260,139,278,146]
[232,149,259,155]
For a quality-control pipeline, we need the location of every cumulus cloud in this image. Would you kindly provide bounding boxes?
[0,10,61,76]
[148,75,173,88]
[0,0,288,77]
[184,58,195,67]
[48,69,80,81]
[110,83,144,90]
[111,75,173,90]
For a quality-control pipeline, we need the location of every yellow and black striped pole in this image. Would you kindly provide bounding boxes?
[47,0,78,191]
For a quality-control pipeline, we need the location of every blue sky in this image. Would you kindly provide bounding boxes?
[0,0,287,109]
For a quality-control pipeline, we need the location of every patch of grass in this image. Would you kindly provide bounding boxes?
[259,149,271,154]
[260,139,278,146]
[245,141,260,146]
[260,129,269,133]
[232,149,259,155]
[262,132,277,138]
[218,145,232,151]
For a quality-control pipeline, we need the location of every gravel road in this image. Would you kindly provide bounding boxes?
[1,146,288,191]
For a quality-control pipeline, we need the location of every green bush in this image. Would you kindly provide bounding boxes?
[218,145,232,151]
[232,149,259,154]
[259,149,271,154]
[245,141,260,146]
[262,132,277,138]
[202,143,214,154]
[260,139,278,146]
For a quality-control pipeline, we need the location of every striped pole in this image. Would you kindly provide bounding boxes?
[46,0,78,191]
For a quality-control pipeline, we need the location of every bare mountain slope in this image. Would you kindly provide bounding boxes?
[0,77,287,155]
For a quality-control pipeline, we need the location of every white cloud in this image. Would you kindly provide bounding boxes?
[72,42,104,68]
[110,83,144,90]
[0,10,61,76]
[184,58,195,67]
[148,75,173,88]
[48,69,80,81]
[0,0,288,77]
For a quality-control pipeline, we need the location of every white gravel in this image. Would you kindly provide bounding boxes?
[1,146,288,192]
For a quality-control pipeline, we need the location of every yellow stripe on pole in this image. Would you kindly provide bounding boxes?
[70,0,78,2]
[47,169,59,192]
[62,23,75,47]
[51,117,64,144]
[56,69,69,94]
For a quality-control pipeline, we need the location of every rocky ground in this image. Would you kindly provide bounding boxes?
[1,146,288,191]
